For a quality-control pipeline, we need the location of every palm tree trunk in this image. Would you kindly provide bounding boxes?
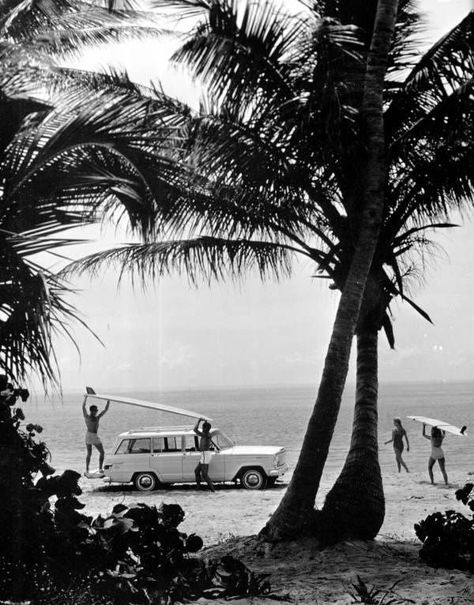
[260,0,400,541]
[319,329,384,542]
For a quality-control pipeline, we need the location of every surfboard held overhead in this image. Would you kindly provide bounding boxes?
[84,387,213,422]
[407,415,468,437]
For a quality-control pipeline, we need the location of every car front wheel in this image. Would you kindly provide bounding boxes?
[240,468,266,490]
[134,472,157,492]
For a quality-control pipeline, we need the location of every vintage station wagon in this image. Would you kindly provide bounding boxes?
[83,388,288,491]
[103,425,288,491]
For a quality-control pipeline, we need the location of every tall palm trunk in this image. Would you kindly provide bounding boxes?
[319,328,384,542]
[261,0,400,541]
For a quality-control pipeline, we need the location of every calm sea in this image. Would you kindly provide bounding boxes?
[21,380,474,487]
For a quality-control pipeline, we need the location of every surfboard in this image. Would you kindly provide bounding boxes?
[407,415,468,436]
[84,469,105,479]
[84,388,213,422]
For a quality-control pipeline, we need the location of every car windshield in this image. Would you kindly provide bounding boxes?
[211,430,233,450]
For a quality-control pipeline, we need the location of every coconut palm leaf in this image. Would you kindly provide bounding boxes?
[1,0,166,57]
[0,270,98,384]
[0,91,51,155]
[61,236,299,286]
[0,226,100,382]
[171,0,300,106]
[385,11,473,138]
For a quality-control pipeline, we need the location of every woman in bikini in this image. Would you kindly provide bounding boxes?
[423,424,448,485]
[385,417,410,472]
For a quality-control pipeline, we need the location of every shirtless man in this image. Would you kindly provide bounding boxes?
[193,417,215,492]
[82,398,110,474]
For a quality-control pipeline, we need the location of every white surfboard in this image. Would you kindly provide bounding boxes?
[84,469,105,479]
[407,415,468,437]
[84,387,213,422]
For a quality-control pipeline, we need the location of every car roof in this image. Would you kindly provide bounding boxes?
[117,426,219,439]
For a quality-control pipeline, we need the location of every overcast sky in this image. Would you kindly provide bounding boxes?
[49,0,473,392]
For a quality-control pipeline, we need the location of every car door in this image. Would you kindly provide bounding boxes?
[181,434,226,482]
[149,436,183,483]
[123,437,152,477]
[181,434,201,482]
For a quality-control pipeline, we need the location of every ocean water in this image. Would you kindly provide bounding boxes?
[21,380,474,484]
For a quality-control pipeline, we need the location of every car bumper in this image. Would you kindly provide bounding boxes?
[268,464,289,477]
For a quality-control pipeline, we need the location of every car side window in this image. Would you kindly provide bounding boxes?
[183,435,199,452]
[164,436,181,452]
[129,438,151,454]
[115,439,130,455]
[153,437,165,453]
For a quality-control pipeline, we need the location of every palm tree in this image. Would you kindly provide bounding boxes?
[63,0,473,541]
[0,0,182,384]
[0,78,199,384]
[318,9,474,541]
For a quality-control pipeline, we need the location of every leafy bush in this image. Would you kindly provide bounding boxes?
[0,406,272,603]
[414,483,474,571]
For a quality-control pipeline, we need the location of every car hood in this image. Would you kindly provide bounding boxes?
[221,445,284,456]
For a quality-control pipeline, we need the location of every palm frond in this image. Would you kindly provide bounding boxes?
[0,261,99,385]
[60,237,297,286]
[1,0,167,57]
[397,291,433,324]
[386,11,473,139]
[151,0,212,22]
[171,0,300,110]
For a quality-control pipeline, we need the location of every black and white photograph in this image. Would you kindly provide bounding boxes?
[0,0,473,602]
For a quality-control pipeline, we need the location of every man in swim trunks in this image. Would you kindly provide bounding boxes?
[82,398,110,474]
[423,424,448,485]
[193,417,215,492]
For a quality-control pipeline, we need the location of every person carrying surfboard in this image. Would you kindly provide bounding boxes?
[422,424,448,485]
[82,398,110,475]
[385,417,410,473]
[193,417,216,492]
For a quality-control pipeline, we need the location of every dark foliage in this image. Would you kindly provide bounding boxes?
[414,483,474,571]
[0,408,272,603]
[349,575,414,604]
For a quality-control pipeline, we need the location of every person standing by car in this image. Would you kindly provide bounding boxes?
[193,417,215,492]
[82,398,109,475]
[385,417,410,473]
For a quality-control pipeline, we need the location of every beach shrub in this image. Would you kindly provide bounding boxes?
[414,483,474,571]
[0,407,272,603]
[348,576,414,604]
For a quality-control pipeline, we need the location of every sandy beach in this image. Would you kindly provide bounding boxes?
[79,465,474,604]
[26,382,474,603]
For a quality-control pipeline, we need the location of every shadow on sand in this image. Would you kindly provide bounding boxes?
[90,480,288,496]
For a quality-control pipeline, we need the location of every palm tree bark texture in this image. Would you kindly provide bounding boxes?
[261,0,400,542]
[320,273,386,542]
